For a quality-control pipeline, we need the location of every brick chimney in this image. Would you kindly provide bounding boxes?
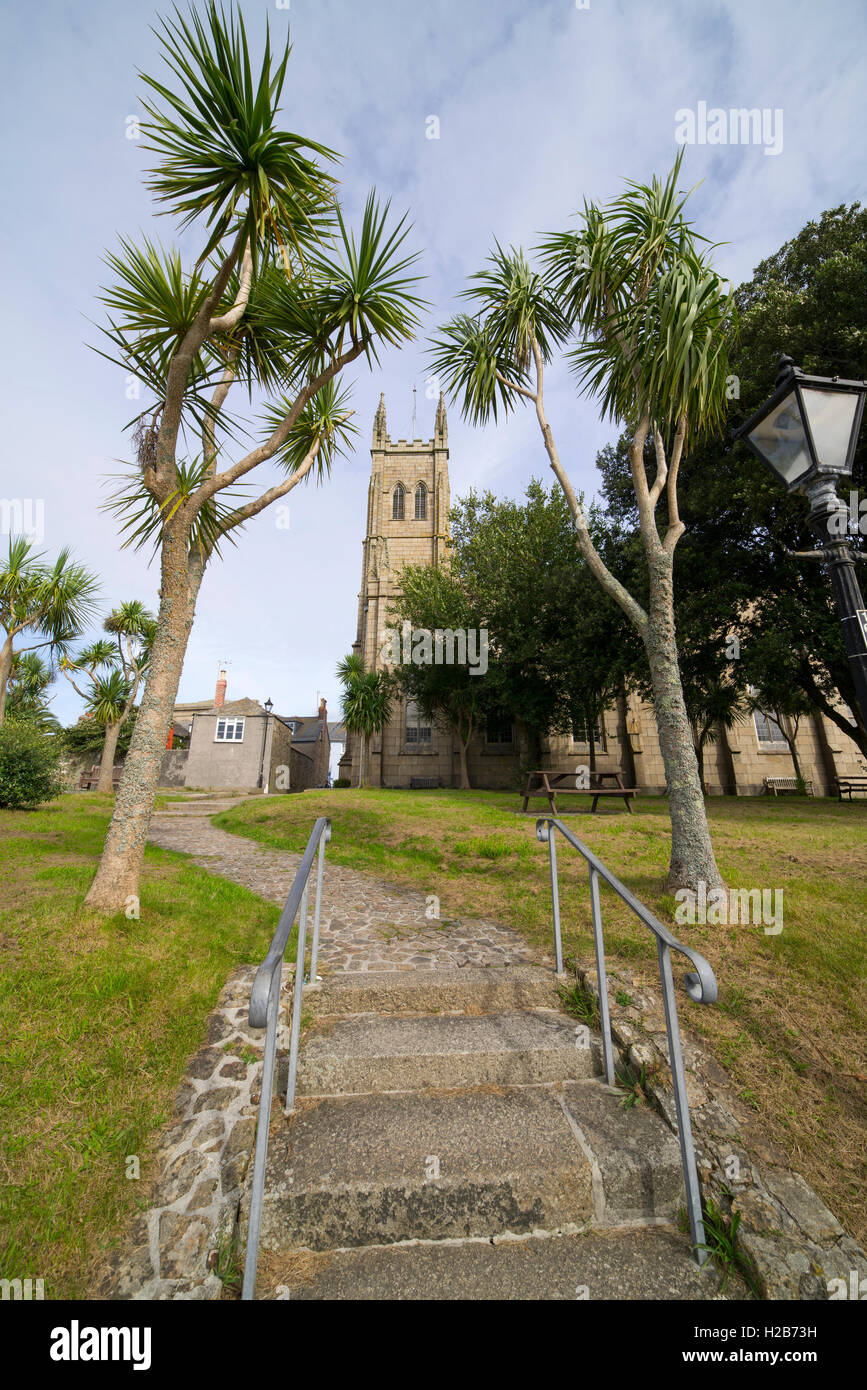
[215,669,227,708]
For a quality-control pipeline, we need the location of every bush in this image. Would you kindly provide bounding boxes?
[0,721,63,809]
[332,778,351,788]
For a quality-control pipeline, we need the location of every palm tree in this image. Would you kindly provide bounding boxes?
[429,155,734,893]
[6,652,60,731]
[0,537,99,727]
[337,653,392,789]
[63,603,156,793]
[85,2,424,911]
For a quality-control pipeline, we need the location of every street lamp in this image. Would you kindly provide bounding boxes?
[259,698,274,790]
[734,354,867,727]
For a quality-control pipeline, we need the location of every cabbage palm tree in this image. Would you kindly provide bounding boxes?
[64,602,156,793]
[86,3,424,910]
[337,652,392,789]
[0,537,99,727]
[6,652,60,731]
[430,155,733,891]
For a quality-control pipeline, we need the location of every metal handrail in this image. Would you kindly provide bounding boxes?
[536,816,718,1266]
[241,816,331,1301]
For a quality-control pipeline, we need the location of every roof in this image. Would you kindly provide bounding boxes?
[328,721,347,742]
[173,697,265,718]
[278,713,331,744]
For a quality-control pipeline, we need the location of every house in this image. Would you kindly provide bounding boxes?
[339,395,867,795]
[158,672,331,792]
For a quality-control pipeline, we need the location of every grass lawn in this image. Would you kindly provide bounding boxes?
[0,794,283,1299]
[215,788,867,1247]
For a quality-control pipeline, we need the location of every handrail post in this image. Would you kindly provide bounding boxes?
[657,937,707,1265]
[308,833,327,985]
[588,864,615,1087]
[547,824,564,975]
[241,964,280,1301]
[285,877,310,1115]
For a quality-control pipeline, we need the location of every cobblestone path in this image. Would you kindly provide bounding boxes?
[148,796,541,973]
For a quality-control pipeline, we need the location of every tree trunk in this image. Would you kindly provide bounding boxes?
[0,635,14,727]
[85,536,203,912]
[644,551,724,893]
[587,721,597,774]
[457,735,471,789]
[96,722,122,794]
[616,684,637,788]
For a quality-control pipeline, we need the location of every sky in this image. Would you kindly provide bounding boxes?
[2,0,865,739]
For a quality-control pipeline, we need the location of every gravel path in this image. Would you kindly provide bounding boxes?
[148,797,540,974]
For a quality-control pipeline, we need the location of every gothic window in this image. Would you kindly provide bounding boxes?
[572,716,605,748]
[486,718,513,746]
[414,482,427,520]
[405,700,432,746]
[753,709,787,745]
[392,483,405,520]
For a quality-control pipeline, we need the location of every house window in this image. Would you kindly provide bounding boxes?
[215,716,245,742]
[414,482,427,520]
[405,700,432,745]
[486,719,513,746]
[753,710,787,745]
[572,716,605,748]
[393,483,405,520]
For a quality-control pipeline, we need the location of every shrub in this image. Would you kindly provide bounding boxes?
[332,778,351,788]
[0,721,63,809]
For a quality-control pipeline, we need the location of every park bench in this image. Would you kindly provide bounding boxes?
[409,776,440,789]
[835,775,867,801]
[78,763,123,790]
[763,776,813,797]
[521,769,637,815]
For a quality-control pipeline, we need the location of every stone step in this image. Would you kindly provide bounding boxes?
[251,1080,684,1254]
[257,1227,737,1301]
[295,1010,601,1096]
[312,965,559,1018]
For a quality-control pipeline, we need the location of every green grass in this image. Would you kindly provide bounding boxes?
[0,794,284,1299]
[215,787,867,1246]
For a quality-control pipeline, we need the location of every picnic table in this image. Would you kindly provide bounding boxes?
[520,769,637,815]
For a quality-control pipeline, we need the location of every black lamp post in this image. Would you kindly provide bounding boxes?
[258,698,274,790]
[734,354,867,728]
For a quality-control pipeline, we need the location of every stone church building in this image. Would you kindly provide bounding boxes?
[339,396,867,796]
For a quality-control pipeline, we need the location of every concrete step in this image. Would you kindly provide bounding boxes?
[296,1010,602,1096]
[312,965,559,1018]
[252,1080,684,1254]
[257,1227,739,1301]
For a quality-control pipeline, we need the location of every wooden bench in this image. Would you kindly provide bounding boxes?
[763,776,813,797]
[78,763,123,790]
[410,776,440,789]
[521,769,637,815]
[835,775,867,801]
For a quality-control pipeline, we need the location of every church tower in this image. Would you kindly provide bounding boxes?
[342,392,451,786]
[352,391,450,672]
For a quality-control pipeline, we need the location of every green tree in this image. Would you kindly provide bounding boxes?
[5,652,60,731]
[86,3,423,911]
[336,653,393,789]
[0,722,62,809]
[431,157,733,890]
[0,538,99,727]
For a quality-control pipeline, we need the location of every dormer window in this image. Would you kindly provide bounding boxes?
[414,482,427,520]
[392,483,405,520]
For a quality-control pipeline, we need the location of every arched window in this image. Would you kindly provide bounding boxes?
[414,482,427,520]
[392,483,405,519]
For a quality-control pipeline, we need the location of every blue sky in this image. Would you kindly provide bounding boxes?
[2,0,865,731]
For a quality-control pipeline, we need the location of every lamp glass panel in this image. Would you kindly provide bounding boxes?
[748,391,811,485]
[799,386,859,474]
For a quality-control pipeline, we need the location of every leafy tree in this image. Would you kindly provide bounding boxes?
[0,722,62,809]
[86,4,423,910]
[0,538,99,726]
[5,652,60,731]
[431,156,733,890]
[336,653,393,789]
